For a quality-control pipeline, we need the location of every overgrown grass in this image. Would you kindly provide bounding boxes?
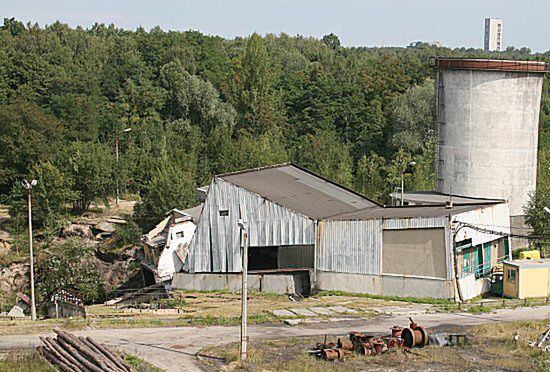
[314,290,455,305]
[0,312,279,335]
[122,352,162,372]
[0,350,54,371]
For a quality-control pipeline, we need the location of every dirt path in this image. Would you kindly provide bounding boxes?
[1,305,549,371]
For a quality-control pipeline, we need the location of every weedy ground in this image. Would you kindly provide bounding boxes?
[1,289,547,335]
[199,320,550,372]
[0,349,159,372]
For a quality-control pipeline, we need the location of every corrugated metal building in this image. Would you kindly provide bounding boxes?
[180,164,510,300]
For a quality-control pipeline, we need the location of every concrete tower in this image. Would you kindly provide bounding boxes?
[484,18,503,51]
[434,58,548,223]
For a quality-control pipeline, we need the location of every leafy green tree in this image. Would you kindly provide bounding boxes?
[36,238,103,304]
[390,78,436,153]
[294,130,354,187]
[0,101,64,194]
[322,33,341,49]
[524,187,550,237]
[159,60,235,132]
[134,162,197,231]
[232,33,285,134]
[63,142,115,213]
[8,161,75,230]
[355,153,389,202]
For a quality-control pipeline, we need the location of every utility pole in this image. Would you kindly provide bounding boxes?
[22,179,38,321]
[400,161,416,206]
[238,219,248,360]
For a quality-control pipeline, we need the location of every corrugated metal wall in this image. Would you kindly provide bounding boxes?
[186,178,316,272]
[278,245,314,269]
[453,203,510,247]
[317,219,383,275]
[318,217,454,279]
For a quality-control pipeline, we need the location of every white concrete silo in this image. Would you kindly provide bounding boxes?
[434,58,547,218]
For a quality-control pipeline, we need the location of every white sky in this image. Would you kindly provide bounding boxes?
[1,0,548,52]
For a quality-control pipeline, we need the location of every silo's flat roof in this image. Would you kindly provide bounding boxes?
[433,57,549,73]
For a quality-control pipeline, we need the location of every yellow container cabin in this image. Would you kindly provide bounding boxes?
[503,259,550,299]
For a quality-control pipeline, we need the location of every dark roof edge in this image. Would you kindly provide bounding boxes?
[322,201,505,221]
[216,163,291,178]
[290,163,383,207]
[394,190,507,203]
[217,162,383,208]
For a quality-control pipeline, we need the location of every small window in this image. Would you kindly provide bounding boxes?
[507,269,516,283]
[219,210,229,217]
[175,231,184,238]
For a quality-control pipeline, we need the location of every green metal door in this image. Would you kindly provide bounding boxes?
[463,249,472,275]
[484,242,492,274]
[475,246,484,276]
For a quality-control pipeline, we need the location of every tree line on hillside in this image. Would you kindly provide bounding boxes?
[0,18,548,237]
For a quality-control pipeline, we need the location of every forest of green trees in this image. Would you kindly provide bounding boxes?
[0,18,548,234]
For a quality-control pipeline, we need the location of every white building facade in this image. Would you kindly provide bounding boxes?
[484,18,503,51]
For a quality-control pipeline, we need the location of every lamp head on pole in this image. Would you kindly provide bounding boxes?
[22,179,38,190]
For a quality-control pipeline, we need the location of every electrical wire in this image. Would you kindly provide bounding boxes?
[454,221,550,242]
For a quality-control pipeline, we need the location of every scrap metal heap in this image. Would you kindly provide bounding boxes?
[311,318,430,362]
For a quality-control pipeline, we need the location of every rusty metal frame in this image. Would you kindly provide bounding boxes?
[430,57,549,73]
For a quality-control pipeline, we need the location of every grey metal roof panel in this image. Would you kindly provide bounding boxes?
[327,203,503,220]
[219,164,379,219]
[388,191,505,205]
[504,259,550,269]
[181,204,203,222]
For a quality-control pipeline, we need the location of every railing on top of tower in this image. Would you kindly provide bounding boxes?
[429,57,549,73]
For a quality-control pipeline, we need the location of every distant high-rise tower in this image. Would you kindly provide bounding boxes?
[484,18,503,51]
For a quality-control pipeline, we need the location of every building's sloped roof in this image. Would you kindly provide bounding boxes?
[327,203,502,220]
[181,204,203,222]
[219,164,380,219]
[504,259,550,269]
[389,190,504,205]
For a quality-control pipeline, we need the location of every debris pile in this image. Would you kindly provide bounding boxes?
[311,317,429,362]
[38,328,134,372]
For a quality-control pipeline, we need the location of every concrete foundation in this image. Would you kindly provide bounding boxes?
[314,271,456,299]
[46,301,88,318]
[171,271,311,295]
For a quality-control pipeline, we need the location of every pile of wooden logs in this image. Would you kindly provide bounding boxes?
[37,327,135,372]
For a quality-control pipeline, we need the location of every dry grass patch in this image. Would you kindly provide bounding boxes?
[199,320,550,371]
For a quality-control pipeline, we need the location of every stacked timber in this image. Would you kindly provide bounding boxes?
[37,327,135,372]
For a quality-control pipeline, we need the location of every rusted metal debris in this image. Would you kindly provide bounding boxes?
[311,318,430,362]
[37,328,135,371]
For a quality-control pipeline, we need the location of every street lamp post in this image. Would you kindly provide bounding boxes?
[115,128,131,206]
[400,161,416,206]
[238,218,248,360]
[22,179,38,321]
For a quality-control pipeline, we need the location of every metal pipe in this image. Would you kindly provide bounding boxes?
[28,188,37,321]
[240,227,248,360]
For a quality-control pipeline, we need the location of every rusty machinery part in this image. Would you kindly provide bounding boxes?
[388,337,405,349]
[372,338,386,354]
[391,326,403,338]
[323,349,339,361]
[402,327,429,348]
[349,332,375,344]
[408,317,418,329]
[360,342,374,356]
[337,338,354,351]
